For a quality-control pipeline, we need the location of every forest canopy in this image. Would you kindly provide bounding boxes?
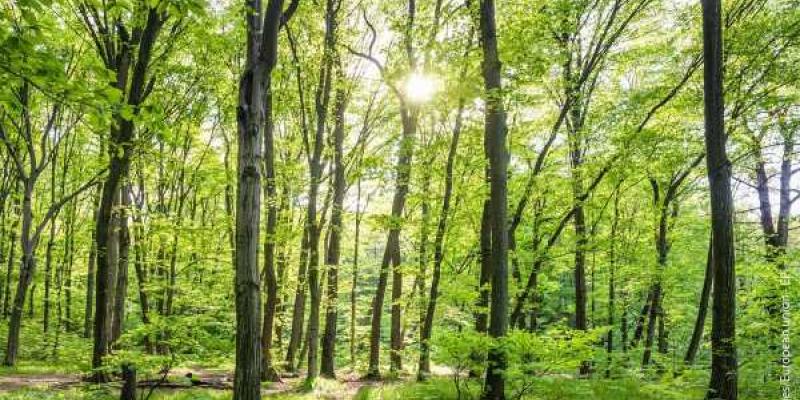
[0,0,798,399]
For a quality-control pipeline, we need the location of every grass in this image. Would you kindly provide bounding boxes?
[0,370,791,399]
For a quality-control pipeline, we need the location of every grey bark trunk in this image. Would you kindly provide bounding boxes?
[479,0,509,397]
[702,0,738,397]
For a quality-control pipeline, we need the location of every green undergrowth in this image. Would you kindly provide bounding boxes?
[0,374,790,399]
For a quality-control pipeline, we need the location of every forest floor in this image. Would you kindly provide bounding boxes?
[0,366,711,400]
[0,361,783,399]
[0,365,427,399]
[0,372,80,393]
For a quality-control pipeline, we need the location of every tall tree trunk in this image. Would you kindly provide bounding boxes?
[305,1,338,380]
[286,227,308,372]
[775,133,793,252]
[367,120,414,378]
[321,68,347,378]
[44,155,58,334]
[389,244,403,373]
[754,156,778,255]
[702,0,737,398]
[260,81,280,383]
[350,179,363,369]
[131,175,153,353]
[479,0,509,397]
[566,79,590,375]
[43,179,56,334]
[112,186,131,344]
[686,237,713,365]
[606,190,619,378]
[366,0,418,378]
[64,197,76,331]
[0,194,6,315]
[4,180,36,366]
[642,204,669,368]
[4,226,16,319]
[234,0,295,397]
[92,9,164,380]
[418,81,466,380]
[84,184,101,338]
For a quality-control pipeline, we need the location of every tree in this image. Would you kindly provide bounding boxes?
[347,1,420,378]
[234,0,298,397]
[701,0,738,398]
[478,0,509,398]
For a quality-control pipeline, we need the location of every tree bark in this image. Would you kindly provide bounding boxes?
[702,1,738,398]
[479,0,509,397]
[84,184,101,338]
[364,0,418,378]
[686,237,713,365]
[350,179,363,369]
[642,199,669,369]
[120,363,137,400]
[606,190,619,378]
[418,76,467,380]
[286,226,308,372]
[91,7,164,380]
[234,0,296,396]
[5,180,36,366]
[305,0,338,380]
[321,65,347,378]
[112,186,131,345]
[4,225,16,319]
[43,161,57,334]
[260,76,280,384]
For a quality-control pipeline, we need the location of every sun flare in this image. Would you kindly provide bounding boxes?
[403,72,439,103]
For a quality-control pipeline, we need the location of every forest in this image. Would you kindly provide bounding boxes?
[0,0,797,398]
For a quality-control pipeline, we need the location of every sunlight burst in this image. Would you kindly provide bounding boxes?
[403,72,439,103]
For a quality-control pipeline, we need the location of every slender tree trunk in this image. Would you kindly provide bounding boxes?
[28,283,35,317]
[418,86,466,380]
[775,133,793,251]
[0,195,6,311]
[685,238,713,366]
[131,177,153,352]
[234,0,293,396]
[43,221,56,334]
[468,199,493,379]
[754,157,778,255]
[260,83,280,383]
[4,226,16,319]
[366,104,416,379]
[120,363,137,400]
[479,0,509,397]
[350,179,363,370]
[93,9,163,380]
[631,288,654,348]
[606,191,619,378]
[84,185,101,338]
[112,186,131,344]
[366,0,418,378]
[321,69,347,378]
[642,205,669,368]
[657,309,668,355]
[415,165,430,370]
[476,200,492,335]
[286,227,308,372]
[305,1,338,379]
[702,1,737,397]
[4,180,36,366]
[44,156,58,334]
[64,200,76,331]
[389,243,403,373]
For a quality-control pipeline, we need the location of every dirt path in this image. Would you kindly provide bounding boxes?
[0,373,81,393]
[0,367,445,398]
